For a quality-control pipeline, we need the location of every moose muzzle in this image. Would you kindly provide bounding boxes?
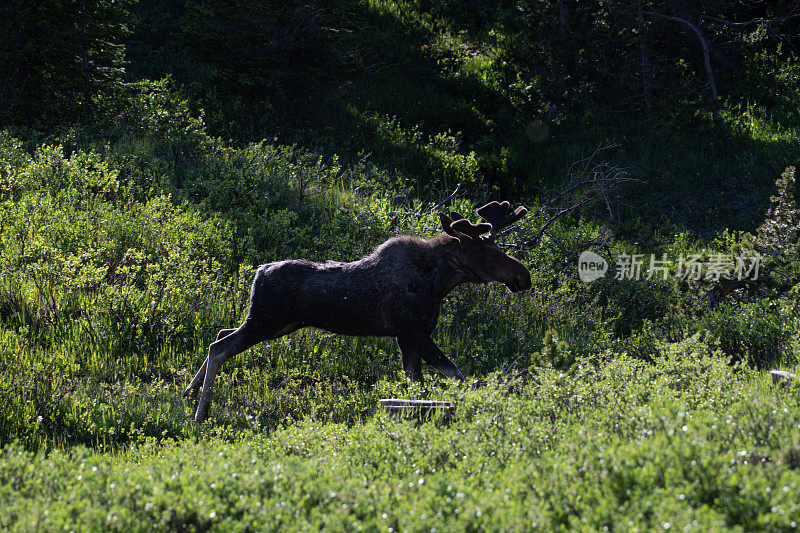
[504,262,532,293]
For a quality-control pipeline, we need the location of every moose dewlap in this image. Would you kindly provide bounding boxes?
[185,201,532,422]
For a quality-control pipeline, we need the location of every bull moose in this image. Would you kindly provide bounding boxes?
[185,201,532,422]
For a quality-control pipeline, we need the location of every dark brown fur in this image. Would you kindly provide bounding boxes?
[186,205,531,421]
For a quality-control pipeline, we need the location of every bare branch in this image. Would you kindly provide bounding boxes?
[643,10,720,117]
[701,11,800,29]
[513,148,634,250]
[425,183,461,216]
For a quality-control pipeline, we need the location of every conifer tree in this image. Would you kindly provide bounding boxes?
[0,0,134,126]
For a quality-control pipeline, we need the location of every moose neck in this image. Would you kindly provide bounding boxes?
[429,234,476,300]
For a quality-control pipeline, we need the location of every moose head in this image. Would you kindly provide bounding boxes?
[439,201,532,293]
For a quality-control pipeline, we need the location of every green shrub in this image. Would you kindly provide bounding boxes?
[698,299,794,368]
[118,77,212,161]
[0,136,242,447]
[6,352,800,532]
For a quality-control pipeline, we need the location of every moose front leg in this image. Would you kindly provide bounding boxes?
[396,337,423,382]
[397,332,465,382]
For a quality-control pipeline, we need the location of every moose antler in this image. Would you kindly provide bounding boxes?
[477,201,528,239]
[440,202,527,241]
[450,211,492,239]
[440,212,491,240]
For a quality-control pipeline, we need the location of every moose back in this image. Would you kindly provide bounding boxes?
[185,201,532,421]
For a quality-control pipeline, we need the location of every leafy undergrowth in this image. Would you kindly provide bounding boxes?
[4,1,800,530]
[2,124,800,454]
[2,349,800,531]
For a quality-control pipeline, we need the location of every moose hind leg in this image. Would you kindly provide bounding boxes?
[183,328,237,401]
[194,324,262,422]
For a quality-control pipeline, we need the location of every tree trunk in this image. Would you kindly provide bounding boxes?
[637,1,653,122]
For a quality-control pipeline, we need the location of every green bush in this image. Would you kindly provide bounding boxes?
[0,136,239,446]
[698,299,794,368]
[6,352,800,532]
